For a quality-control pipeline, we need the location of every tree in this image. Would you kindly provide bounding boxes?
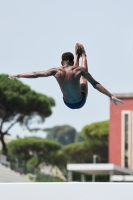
[74,132,85,142]
[0,74,55,155]
[7,137,64,166]
[81,120,109,146]
[63,121,109,163]
[63,142,92,163]
[45,125,77,145]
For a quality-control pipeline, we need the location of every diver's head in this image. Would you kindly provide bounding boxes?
[61,52,74,66]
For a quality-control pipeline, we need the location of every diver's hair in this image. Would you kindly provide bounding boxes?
[62,52,74,63]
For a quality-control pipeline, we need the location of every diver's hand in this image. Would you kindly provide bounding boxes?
[8,74,19,79]
[111,95,124,106]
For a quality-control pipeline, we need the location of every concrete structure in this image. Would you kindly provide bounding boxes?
[0,154,10,167]
[109,93,133,170]
[67,163,132,182]
[111,175,133,182]
[0,163,32,182]
[0,183,133,200]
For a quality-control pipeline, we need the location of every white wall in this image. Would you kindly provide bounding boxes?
[0,183,133,200]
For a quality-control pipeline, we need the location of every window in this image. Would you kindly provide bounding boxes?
[125,143,128,151]
[124,114,129,168]
[125,156,128,168]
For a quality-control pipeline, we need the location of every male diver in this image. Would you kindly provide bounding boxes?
[9,43,124,109]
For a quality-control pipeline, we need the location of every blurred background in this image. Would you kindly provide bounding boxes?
[0,0,133,182]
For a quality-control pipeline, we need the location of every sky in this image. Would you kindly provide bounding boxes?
[0,0,133,138]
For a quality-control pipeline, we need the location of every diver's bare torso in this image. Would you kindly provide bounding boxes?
[54,65,83,104]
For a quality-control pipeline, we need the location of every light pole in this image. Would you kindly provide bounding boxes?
[92,155,97,182]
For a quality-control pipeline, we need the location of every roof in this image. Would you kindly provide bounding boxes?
[0,164,32,182]
[113,93,133,98]
[67,163,132,175]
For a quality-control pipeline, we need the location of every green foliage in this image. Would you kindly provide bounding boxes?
[7,137,67,168]
[45,125,77,145]
[27,157,39,168]
[52,150,67,167]
[25,173,35,181]
[7,137,61,165]
[81,120,109,149]
[63,142,94,163]
[74,132,85,142]
[82,120,109,139]
[63,121,109,163]
[0,74,55,121]
[0,74,55,154]
[36,173,64,182]
[72,171,109,182]
[63,140,108,163]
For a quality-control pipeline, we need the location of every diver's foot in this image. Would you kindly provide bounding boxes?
[79,44,86,56]
[75,43,82,57]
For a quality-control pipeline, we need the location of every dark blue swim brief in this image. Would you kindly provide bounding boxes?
[63,91,86,109]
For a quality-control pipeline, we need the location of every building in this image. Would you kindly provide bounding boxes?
[67,93,133,182]
[67,163,132,182]
[109,93,133,170]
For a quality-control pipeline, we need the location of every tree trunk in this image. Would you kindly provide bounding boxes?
[0,133,7,155]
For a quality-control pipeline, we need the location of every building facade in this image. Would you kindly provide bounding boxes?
[109,93,133,170]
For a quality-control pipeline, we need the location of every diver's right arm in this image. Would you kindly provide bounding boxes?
[8,68,58,79]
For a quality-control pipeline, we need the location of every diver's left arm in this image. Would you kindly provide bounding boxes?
[82,68,124,105]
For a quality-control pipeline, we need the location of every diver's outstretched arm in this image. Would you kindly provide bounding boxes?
[81,68,124,105]
[8,68,58,79]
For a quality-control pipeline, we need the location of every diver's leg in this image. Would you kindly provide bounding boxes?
[80,44,88,97]
[74,43,81,66]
